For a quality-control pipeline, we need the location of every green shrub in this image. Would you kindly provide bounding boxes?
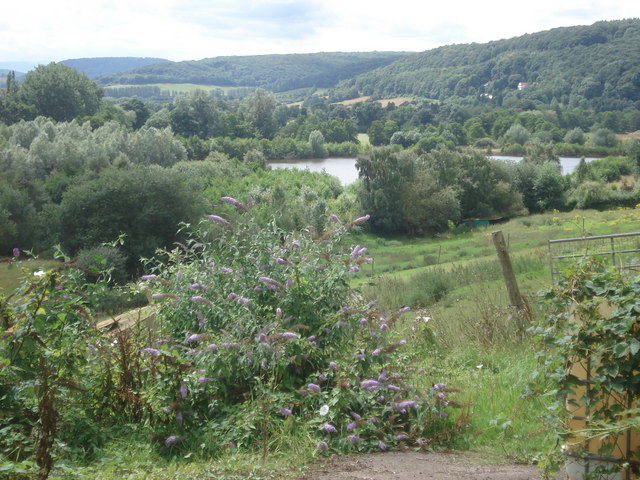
[75,245,128,285]
[134,202,464,456]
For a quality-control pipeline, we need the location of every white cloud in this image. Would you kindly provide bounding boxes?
[1,0,638,65]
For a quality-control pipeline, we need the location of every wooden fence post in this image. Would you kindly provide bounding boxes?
[492,230,527,321]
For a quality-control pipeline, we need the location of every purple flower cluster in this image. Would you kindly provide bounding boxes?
[258,276,283,290]
[322,423,337,433]
[279,407,292,417]
[190,295,212,305]
[206,214,230,226]
[360,379,380,390]
[220,196,248,211]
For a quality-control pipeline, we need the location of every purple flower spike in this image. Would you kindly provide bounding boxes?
[378,440,387,451]
[198,377,214,384]
[279,407,292,417]
[151,293,172,299]
[360,379,379,390]
[347,434,361,444]
[208,343,217,351]
[179,381,188,399]
[322,423,337,433]
[372,348,381,356]
[143,347,160,357]
[189,283,207,290]
[281,332,298,339]
[350,265,360,272]
[307,383,321,393]
[206,214,230,226]
[165,435,179,446]
[276,257,292,265]
[395,434,409,441]
[330,214,340,224]
[12,248,20,258]
[258,276,283,289]
[352,214,370,225]
[346,422,356,432]
[221,266,233,273]
[186,334,202,343]
[220,196,248,211]
[398,306,411,314]
[317,440,328,451]
[140,274,157,280]
[191,295,212,305]
[395,400,418,411]
[350,411,361,420]
[237,296,252,306]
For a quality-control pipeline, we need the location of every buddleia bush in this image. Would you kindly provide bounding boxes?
[135,198,465,456]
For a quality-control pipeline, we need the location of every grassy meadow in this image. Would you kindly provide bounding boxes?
[3,207,640,478]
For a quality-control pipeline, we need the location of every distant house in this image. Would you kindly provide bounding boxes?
[517,82,539,91]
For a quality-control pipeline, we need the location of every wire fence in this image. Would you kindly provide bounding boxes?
[548,232,640,282]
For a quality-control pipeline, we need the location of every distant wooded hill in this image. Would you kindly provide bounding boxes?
[96,52,411,91]
[60,57,169,79]
[334,19,640,110]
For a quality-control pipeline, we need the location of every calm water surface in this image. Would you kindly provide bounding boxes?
[270,156,597,185]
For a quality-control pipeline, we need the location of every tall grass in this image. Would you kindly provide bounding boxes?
[362,249,548,313]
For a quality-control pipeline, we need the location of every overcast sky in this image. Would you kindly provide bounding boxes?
[1,0,638,70]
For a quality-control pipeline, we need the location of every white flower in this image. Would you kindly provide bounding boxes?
[319,404,329,416]
[476,364,483,369]
[33,270,45,277]
[422,316,431,323]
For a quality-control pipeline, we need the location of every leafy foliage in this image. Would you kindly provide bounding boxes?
[532,261,640,478]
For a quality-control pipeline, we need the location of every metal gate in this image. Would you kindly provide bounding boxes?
[548,232,640,282]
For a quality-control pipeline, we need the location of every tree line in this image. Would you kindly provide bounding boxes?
[2,61,640,276]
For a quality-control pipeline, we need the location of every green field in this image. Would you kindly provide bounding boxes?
[0,259,60,295]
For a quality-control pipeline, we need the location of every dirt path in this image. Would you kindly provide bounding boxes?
[297,451,563,480]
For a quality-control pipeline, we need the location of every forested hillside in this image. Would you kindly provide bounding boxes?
[97,52,410,91]
[60,57,169,78]
[334,19,640,111]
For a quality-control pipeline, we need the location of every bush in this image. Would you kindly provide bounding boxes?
[75,245,128,285]
[135,201,464,455]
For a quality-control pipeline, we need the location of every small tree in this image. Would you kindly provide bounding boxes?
[19,63,103,122]
[503,123,530,146]
[563,127,585,145]
[309,130,328,158]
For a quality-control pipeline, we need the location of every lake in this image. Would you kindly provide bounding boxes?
[270,155,597,185]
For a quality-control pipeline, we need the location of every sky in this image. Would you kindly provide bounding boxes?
[1,0,638,71]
